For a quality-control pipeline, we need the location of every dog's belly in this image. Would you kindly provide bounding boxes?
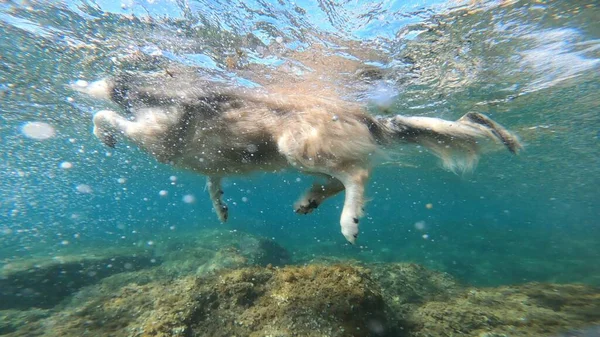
[171,145,289,175]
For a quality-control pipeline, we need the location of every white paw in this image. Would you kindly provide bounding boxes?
[341,216,359,244]
[93,110,118,147]
[216,203,228,222]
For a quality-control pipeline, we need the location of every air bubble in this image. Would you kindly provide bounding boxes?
[76,184,93,194]
[21,121,56,140]
[246,144,258,153]
[60,162,73,169]
[414,221,426,231]
[182,194,195,203]
[74,80,88,87]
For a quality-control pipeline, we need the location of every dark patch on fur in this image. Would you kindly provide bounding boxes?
[154,106,196,162]
[376,115,423,143]
[362,116,387,143]
[355,66,385,82]
[109,73,177,110]
[103,133,117,148]
[271,107,292,116]
[193,93,245,116]
[110,70,244,114]
[110,76,133,110]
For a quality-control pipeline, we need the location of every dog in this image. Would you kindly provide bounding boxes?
[73,67,522,244]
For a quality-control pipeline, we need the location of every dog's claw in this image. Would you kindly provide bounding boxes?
[294,199,319,214]
[103,133,117,148]
[217,203,228,222]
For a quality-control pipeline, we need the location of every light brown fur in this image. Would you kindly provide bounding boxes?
[74,69,522,243]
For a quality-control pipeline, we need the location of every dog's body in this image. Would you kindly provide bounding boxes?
[75,68,522,243]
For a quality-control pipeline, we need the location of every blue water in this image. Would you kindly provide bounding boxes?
[1,0,599,291]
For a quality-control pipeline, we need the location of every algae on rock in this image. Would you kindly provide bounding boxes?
[2,265,389,337]
[408,282,600,337]
[0,229,290,311]
[2,234,600,337]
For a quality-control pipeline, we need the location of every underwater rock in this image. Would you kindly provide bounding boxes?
[0,309,49,335]
[370,263,461,321]
[0,229,289,311]
[4,264,388,337]
[364,262,600,336]
[402,282,600,337]
[2,261,599,337]
[551,325,600,337]
[156,229,290,276]
[0,247,156,309]
[190,265,388,337]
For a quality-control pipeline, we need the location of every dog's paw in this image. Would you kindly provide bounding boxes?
[294,198,319,215]
[216,203,228,222]
[93,126,117,148]
[341,216,359,244]
[93,110,119,148]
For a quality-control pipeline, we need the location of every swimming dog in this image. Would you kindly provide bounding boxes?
[74,68,522,243]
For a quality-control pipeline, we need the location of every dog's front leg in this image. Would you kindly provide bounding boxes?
[333,168,370,244]
[206,176,228,222]
[294,176,345,214]
[92,110,133,148]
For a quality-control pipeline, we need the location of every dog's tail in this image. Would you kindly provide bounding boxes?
[376,112,522,173]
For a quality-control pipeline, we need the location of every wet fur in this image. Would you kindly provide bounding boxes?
[75,69,522,243]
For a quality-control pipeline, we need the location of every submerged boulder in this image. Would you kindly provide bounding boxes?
[408,282,600,337]
[190,264,388,336]
[0,247,156,309]
[370,263,600,337]
[0,309,49,335]
[153,229,291,276]
[5,264,389,337]
[0,229,290,311]
[369,262,461,331]
[2,259,599,337]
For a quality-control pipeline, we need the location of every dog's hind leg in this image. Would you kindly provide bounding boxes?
[294,176,345,214]
[331,168,370,244]
[206,176,228,222]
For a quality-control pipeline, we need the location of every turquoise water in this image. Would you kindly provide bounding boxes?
[1,0,599,302]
